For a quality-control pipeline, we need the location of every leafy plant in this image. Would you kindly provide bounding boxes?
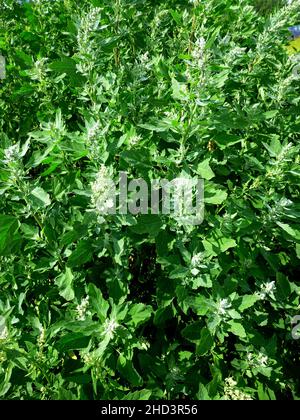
[0,0,300,400]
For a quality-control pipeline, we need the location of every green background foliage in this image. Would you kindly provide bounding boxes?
[0,0,300,400]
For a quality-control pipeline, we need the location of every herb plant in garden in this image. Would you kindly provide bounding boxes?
[0,0,300,400]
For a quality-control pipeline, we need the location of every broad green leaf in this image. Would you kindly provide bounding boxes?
[29,187,51,209]
[276,272,291,300]
[228,321,247,338]
[171,78,188,101]
[197,158,215,180]
[263,110,278,120]
[277,222,300,240]
[196,327,214,356]
[127,303,152,328]
[122,389,152,400]
[238,295,259,312]
[55,268,75,301]
[0,215,19,255]
[67,240,93,268]
[197,383,210,400]
[213,133,241,149]
[88,284,109,323]
[130,215,163,236]
[56,333,90,352]
[205,183,228,205]
[182,321,202,342]
[117,354,143,387]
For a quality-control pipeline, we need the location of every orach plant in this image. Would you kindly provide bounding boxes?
[0,0,299,400]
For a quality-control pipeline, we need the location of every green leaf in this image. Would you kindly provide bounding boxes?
[29,187,51,209]
[171,78,188,101]
[56,333,90,352]
[48,57,84,86]
[262,136,282,157]
[138,119,170,132]
[277,222,300,240]
[88,284,109,323]
[197,158,215,180]
[68,240,93,268]
[130,215,163,236]
[122,389,152,400]
[0,215,19,255]
[213,133,241,149]
[182,322,202,342]
[196,327,214,356]
[238,295,259,312]
[263,110,279,120]
[228,321,247,338]
[205,183,228,205]
[197,383,210,400]
[55,268,75,301]
[120,149,152,169]
[276,272,291,300]
[203,230,237,256]
[128,304,152,328]
[296,243,300,259]
[117,355,143,387]
[153,305,175,326]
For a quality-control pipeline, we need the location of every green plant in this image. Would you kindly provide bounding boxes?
[0,0,300,401]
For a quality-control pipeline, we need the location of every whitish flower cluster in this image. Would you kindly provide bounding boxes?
[0,54,5,80]
[191,253,203,268]
[76,7,101,75]
[139,52,151,67]
[0,325,8,340]
[0,317,8,341]
[169,367,184,382]
[164,110,178,121]
[91,166,116,215]
[87,121,100,141]
[28,58,48,82]
[128,133,142,148]
[132,51,152,83]
[192,37,206,68]
[247,352,269,368]
[223,377,253,400]
[190,253,205,276]
[85,118,102,158]
[256,281,276,300]
[77,7,101,51]
[102,319,119,339]
[225,46,246,65]
[82,352,98,366]
[37,327,46,348]
[3,144,20,164]
[217,298,232,316]
[76,296,90,321]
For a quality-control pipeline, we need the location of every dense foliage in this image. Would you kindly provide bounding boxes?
[0,0,300,400]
